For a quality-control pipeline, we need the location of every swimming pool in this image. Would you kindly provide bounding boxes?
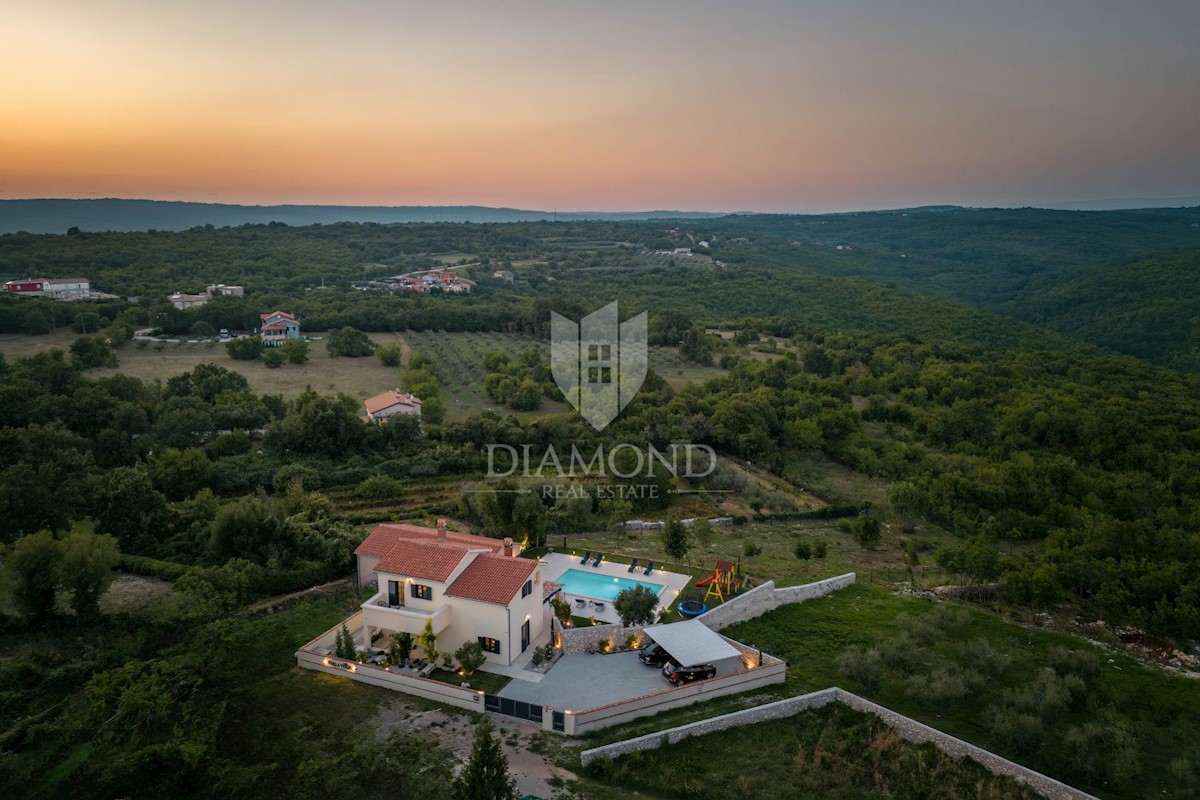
[556,569,663,602]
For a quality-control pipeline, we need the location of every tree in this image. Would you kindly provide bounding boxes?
[262,348,285,368]
[59,529,120,617]
[189,320,216,337]
[854,515,882,549]
[512,492,548,549]
[152,447,212,500]
[550,597,572,626]
[420,395,446,424]
[70,336,118,369]
[691,517,713,548]
[326,327,374,357]
[335,623,357,659]
[417,618,438,663]
[453,718,519,800]
[280,339,310,364]
[225,336,263,360]
[662,516,691,563]
[8,530,63,619]
[613,584,659,627]
[599,497,632,541]
[91,465,169,551]
[376,342,403,367]
[454,641,486,674]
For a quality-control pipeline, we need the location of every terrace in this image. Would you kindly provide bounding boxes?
[540,551,692,624]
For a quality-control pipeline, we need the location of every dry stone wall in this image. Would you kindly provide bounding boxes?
[696,573,857,630]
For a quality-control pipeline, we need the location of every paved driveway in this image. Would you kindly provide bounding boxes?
[496,651,666,712]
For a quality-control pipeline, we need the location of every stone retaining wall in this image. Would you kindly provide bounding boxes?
[556,618,647,655]
[579,686,1098,800]
[580,689,838,764]
[696,572,857,630]
[833,690,1097,800]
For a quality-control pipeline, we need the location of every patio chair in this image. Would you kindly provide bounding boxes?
[627,559,639,573]
[643,561,654,575]
[574,597,586,609]
[592,553,602,567]
[579,550,591,564]
[594,601,605,612]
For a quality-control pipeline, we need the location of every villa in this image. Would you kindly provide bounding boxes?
[356,521,545,667]
[259,310,301,346]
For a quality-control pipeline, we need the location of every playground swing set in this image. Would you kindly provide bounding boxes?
[677,559,741,616]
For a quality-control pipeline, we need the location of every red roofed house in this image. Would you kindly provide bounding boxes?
[356,520,545,666]
[363,389,422,423]
[259,310,301,346]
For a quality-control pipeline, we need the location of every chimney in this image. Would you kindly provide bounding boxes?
[436,518,448,542]
[502,537,514,558]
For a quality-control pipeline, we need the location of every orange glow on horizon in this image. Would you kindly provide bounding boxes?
[2,2,1198,211]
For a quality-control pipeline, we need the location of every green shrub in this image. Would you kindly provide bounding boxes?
[743,541,762,558]
[813,539,828,558]
[835,645,883,694]
[794,540,812,560]
[1047,646,1099,682]
[981,705,1044,755]
[358,475,403,500]
[962,638,1012,676]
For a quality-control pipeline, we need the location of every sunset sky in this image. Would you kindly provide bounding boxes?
[2,0,1198,211]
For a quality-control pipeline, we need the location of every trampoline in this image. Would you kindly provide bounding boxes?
[677,600,707,616]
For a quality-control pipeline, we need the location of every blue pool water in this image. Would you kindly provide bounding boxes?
[557,568,663,602]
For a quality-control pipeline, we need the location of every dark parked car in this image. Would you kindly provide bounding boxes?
[661,660,717,686]
[639,642,672,667]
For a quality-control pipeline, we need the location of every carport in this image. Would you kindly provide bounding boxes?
[641,619,745,676]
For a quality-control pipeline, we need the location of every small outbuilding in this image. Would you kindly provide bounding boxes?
[641,619,744,676]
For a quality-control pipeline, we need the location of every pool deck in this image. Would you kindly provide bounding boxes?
[540,551,692,624]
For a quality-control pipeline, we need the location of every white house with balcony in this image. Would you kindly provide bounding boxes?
[355,520,545,667]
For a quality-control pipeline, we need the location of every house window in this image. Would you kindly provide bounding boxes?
[478,637,501,654]
[411,584,432,601]
[521,579,533,598]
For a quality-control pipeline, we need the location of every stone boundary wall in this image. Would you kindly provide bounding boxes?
[555,618,647,655]
[579,686,1098,800]
[833,690,1098,800]
[696,572,857,631]
[569,658,789,735]
[295,650,485,712]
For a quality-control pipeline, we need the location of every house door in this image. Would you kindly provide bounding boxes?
[520,619,531,653]
[387,580,399,606]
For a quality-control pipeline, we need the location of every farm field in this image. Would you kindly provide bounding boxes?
[0,328,725,419]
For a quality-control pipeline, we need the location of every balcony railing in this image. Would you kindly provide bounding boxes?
[362,593,452,635]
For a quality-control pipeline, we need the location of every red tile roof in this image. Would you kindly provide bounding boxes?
[374,540,471,582]
[364,390,422,416]
[447,555,538,605]
[355,523,506,558]
[260,310,297,321]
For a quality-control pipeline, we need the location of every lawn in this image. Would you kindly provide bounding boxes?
[429,667,511,695]
[720,583,1200,799]
[584,703,1041,800]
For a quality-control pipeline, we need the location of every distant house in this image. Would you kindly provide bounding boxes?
[3,278,48,296]
[363,389,423,422]
[672,247,693,257]
[207,284,244,297]
[697,241,710,248]
[44,278,91,299]
[492,270,514,282]
[5,277,91,299]
[259,310,301,346]
[169,292,209,310]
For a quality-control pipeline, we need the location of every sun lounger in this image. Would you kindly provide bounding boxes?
[592,554,602,567]
[579,550,591,564]
[594,601,605,612]
[574,597,586,609]
[643,561,654,575]
[627,559,639,573]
